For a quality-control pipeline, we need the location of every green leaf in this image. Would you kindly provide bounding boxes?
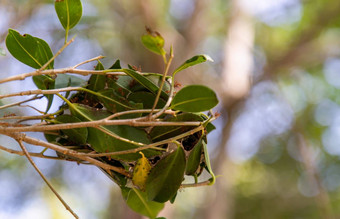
[55,74,86,89]
[146,146,186,202]
[6,29,55,112]
[203,141,215,185]
[171,85,218,112]
[144,73,171,94]
[6,29,54,69]
[206,122,216,133]
[0,47,6,56]
[141,31,166,56]
[32,75,55,112]
[55,0,82,30]
[173,55,213,76]
[128,91,166,110]
[88,61,106,91]
[169,193,177,204]
[107,78,131,98]
[98,89,143,118]
[124,69,168,100]
[56,114,88,144]
[123,188,164,219]
[150,113,203,142]
[185,138,203,175]
[70,104,159,161]
[109,59,121,69]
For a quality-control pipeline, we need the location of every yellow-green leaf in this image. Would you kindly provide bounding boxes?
[132,152,152,190]
[141,30,166,56]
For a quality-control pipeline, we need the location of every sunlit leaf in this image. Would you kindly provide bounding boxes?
[141,30,166,56]
[146,146,186,202]
[173,55,213,76]
[171,85,218,112]
[123,188,164,219]
[55,0,82,30]
[132,152,152,190]
[56,114,88,144]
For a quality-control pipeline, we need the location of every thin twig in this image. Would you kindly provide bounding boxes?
[149,46,174,118]
[82,125,205,157]
[16,140,79,219]
[180,180,212,188]
[104,109,175,120]
[20,104,45,114]
[39,37,75,72]
[0,87,82,99]
[2,132,130,177]
[0,144,88,162]
[0,114,53,121]
[73,55,105,69]
[0,68,127,84]
[144,79,175,121]
[0,95,43,110]
[0,119,201,132]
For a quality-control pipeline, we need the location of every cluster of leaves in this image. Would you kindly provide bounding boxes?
[4,0,218,218]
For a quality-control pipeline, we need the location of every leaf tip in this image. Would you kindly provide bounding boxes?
[204,54,214,62]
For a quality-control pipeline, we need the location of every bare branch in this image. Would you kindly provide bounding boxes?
[0,119,201,133]
[0,87,83,99]
[0,144,88,162]
[82,125,205,157]
[180,180,211,188]
[0,95,43,110]
[17,140,79,219]
[149,47,174,117]
[73,55,105,69]
[39,37,75,71]
[2,132,130,177]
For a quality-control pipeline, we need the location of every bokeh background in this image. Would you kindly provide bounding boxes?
[1,0,340,218]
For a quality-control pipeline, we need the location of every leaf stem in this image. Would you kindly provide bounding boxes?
[39,36,75,71]
[72,55,105,69]
[149,46,174,119]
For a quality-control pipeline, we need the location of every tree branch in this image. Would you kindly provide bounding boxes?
[17,140,79,219]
